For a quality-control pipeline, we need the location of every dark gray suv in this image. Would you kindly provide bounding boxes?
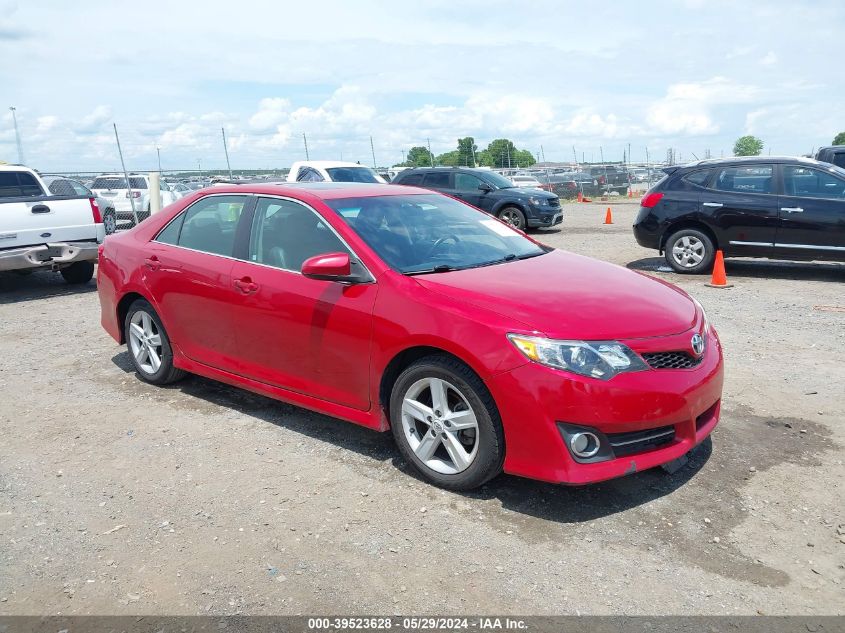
[391,167,562,231]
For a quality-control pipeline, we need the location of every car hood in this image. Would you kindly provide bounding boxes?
[412,250,697,340]
[495,188,556,200]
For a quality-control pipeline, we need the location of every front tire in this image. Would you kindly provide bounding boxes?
[390,355,504,490]
[664,228,715,274]
[60,261,95,284]
[497,206,526,231]
[124,299,185,385]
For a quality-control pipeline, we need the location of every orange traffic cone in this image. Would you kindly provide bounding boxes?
[628,188,633,198]
[706,250,733,288]
[577,191,583,203]
[604,207,613,224]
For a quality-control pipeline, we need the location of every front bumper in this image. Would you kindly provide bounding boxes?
[487,327,724,484]
[0,240,100,272]
[527,209,563,228]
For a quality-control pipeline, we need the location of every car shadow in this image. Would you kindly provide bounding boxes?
[628,256,845,282]
[0,270,96,304]
[111,351,711,523]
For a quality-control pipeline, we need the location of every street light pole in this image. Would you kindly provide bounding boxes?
[156,146,162,172]
[9,106,24,164]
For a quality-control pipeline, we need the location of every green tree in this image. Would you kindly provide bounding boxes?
[457,137,478,166]
[832,131,845,146]
[480,139,537,168]
[405,146,434,167]
[436,150,461,166]
[733,135,764,156]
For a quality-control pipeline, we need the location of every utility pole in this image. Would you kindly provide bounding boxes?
[645,146,651,183]
[427,138,433,166]
[156,146,162,172]
[9,106,24,164]
[628,142,631,167]
[113,123,139,225]
[197,158,202,178]
[471,144,477,168]
[303,133,310,160]
[370,135,376,168]
[540,145,546,163]
[221,127,233,180]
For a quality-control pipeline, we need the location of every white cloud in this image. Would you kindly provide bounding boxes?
[76,106,112,133]
[35,115,58,134]
[761,51,778,66]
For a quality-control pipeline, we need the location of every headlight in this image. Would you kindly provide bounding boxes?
[508,334,648,380]
[528,196,544,206]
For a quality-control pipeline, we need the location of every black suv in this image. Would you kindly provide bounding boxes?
[633,157,845,273]
[391,167,562,231]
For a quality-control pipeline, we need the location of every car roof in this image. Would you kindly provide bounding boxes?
[198,182,425,201]
[681,155,822,168]
[291,161,376,169]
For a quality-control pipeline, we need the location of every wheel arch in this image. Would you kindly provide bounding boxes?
[378,345,491,425]
[115,291,149,344]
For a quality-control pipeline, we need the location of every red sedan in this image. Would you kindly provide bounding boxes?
[98,183,723,490]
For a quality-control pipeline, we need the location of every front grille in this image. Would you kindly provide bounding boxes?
[607,425,675,457]
[642,351,702,369]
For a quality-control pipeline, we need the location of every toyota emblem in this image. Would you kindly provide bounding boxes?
[691,333,705,356]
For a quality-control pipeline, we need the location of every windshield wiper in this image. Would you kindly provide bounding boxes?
[404,264,458,276]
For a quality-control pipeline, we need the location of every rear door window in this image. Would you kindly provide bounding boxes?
[398,173,423,186]
[0,172,43,197]
[422,172,451,188]
[713,165,774,194]
[176,195,249,257]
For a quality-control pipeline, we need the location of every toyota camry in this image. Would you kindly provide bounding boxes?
[98,183,724,490]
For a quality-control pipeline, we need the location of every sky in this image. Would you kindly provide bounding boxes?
[1,0,843,172]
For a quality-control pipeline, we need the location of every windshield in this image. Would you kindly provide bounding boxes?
[483,172,516,189]
[325,167,381,183]
[326,193,546,274]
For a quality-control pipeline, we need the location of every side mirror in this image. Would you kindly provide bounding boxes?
[478,182,493,192]
[301,252,364,283]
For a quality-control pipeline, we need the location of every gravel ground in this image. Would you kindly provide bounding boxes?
[0,200,843,615]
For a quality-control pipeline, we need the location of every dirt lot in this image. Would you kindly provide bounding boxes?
[1,201,843,615]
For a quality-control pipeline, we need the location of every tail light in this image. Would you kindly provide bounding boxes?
[89,197,103,223]
[640,192,664,208]
[125,191,141,198]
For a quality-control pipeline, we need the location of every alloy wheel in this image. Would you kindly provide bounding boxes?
[128,310,163,375]
[400,377,480,475]
[671,235,705,268]
[499,208,523,229]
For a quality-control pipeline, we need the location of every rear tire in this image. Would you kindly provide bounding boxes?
[664,228,715,274]
[390,355,504,490]
[103,209,117,235]
[60,261,95,284]
[497,206,526,231]
[124,299,186,385]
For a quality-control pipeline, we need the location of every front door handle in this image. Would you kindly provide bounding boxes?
[31,204,51,214]
[702,202,723,208]
[234,277,259,294]
[144,256,160,271]
[781,207,804,213]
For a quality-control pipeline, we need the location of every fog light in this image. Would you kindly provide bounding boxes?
[569,431,600,458]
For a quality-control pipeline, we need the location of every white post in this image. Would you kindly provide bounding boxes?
[149,172,162,214]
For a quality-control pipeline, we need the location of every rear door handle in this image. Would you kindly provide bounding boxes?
[144,256,160,271]
[234,277,259,294]
[702,202,723,208]
[781,207,804,213]
[31,204,51,214]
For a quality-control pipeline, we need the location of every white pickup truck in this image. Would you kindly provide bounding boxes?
[0,165,106,284]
